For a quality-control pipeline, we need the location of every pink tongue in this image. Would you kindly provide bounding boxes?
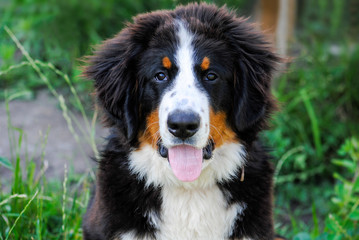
[168,145,203,182]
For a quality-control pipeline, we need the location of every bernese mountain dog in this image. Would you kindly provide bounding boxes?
[82,3,283,240]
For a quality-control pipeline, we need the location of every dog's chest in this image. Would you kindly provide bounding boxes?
[156,184,243,239]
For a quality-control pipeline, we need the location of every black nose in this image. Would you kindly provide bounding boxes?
[167,111,200,139]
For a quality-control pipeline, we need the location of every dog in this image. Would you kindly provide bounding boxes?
[82,3,282,240]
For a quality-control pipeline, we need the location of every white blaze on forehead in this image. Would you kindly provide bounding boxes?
[159,21,210,148]
[175,21,195,87]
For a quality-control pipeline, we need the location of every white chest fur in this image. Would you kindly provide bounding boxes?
[157,184,245,240]
[124,142,247,240]
[119,185,245,240]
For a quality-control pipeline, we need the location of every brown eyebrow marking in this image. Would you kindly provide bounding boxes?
[201,56,210,71]
[162,56,172,69]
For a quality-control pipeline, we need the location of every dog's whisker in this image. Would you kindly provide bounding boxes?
[210,124,224,143]
[152,130,162,146]
[142,121,160,135]
[140,125,161,144]
[142,131,159,143]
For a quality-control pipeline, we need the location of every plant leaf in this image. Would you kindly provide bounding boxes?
[332,159,355,172]
[348,209,359,220]
[0,156,13,171]
[294,232,311,240]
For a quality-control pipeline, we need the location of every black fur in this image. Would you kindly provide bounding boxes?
[83,131,162,239]
[219,142,275,239]
[83,3,281,240]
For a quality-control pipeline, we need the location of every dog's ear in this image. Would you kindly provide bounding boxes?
[84,14,166,141]
[227,18,281,136]
[83,29,141,140]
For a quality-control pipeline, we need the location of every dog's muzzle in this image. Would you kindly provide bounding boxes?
[158,108,214,182]
[157,110,213,182]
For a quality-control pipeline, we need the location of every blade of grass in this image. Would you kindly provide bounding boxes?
[274,146,304,184]
[4,26,59,99]
[61,164,68,240]
[36,186,44,240]
[0,194,28,207]
[5,189,39,240]
[12,126,24,194]
[36,218,42,240]
[311,203,319,238]
[0,157,13,171]
[4,26,99,161]
[34,61,93,134]
[38,60,100,160]
[276,166,325,184]
[328,214,350,238]
[5,91,15,164]
[300,89,323,160]
[0,61,31,76]
[32,128,51,188]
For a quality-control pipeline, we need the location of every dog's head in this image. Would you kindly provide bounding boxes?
[85,3,280,183]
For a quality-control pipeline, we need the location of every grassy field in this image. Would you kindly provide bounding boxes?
[1,0,359,239]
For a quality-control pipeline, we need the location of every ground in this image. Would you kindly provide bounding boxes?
[0,91,108,180]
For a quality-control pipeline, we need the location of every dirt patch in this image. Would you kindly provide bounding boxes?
[0,91,108,180]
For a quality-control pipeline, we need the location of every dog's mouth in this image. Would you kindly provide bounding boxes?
[158,140,214,182]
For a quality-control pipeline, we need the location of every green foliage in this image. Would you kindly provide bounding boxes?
[0,34,99,237]
[0,93,92,239]
[0,163,91,240]
[324,137,359,239]
[286,138,359,240]
[264,1,358,238]
[299,0,349,40]
[271,26,359,233]
[268,41,359,185]
[266,1,359,187]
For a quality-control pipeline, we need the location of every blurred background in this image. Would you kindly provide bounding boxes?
[0,0,358,239]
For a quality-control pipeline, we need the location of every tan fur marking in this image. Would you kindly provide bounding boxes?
[162,57,172,69]
[139,109,160,148]
[201,57,210,71]
[209,109,237,148]
[139,109,236,149]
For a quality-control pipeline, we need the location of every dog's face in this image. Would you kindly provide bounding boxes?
[138,22,238,181]
[85,4,279,183]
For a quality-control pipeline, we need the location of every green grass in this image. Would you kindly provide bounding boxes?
[0,96,92,239]
[0,28,96,240]
[273,137,359,239]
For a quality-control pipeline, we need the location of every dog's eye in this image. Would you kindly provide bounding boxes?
[205,73,218,81]
[155,72,168,81]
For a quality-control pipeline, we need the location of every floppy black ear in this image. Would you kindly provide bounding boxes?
[84,12,171,141]
[84,14,167,141]
[83,29,141,140]
[227,18,281,137]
